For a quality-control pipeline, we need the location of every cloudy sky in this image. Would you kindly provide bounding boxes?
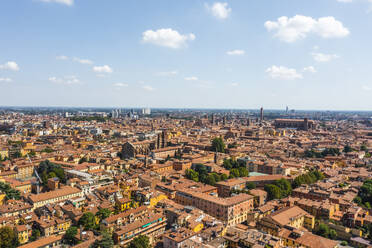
[1,0,372,110]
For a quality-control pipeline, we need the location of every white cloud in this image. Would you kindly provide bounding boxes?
[56,55,68,60]
[0,61,20,71]
[206,2,232,20]
[39,0,74,6]
[226,49,245,56]
[196,80,213,89]
[265,15,349,42]
[49,75,80,85]
[362,85,372,91]
[337,0,353,2]
[231,82,239,86]
[93,65,113,73]
[266,66,303,80]
[157,70,178,76]
[142,28,195,49]
[184,76,199,81]
[0,78,12,82]
[142,85,155,91]
[303,66,317,73]
[315,17,350,38]
[114,83,128,87]
[73,57,93,65]
[311,52,339,62]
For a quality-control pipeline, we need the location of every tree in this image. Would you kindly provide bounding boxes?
[230,168,240,178]
[78,212,96,230]
[194,164,208,175]
[211,173,221,182]
[12,151,22,159]
[37,160,66,185]
[356,179,372,208]
[91,231,114,248]
[96,208,111,222]
[238,167,249,177]
[63,226,78,245]
[28,151,36,157]
[30,229,40,241]
[275,179,292,198]
[79,157,88,164]
[0,182,20,200]
[329,229,337,240]
[212,137,225,153]
[246,182,256,190]
[361,145,368,152]
[0,226,17,248]
[205,174,216,186]
[220,174,228,181]
[264,184,281,200]
[343,145,353,153]
[354,196,362,205]
[48,172,57,178]
[316,223,330,238]
[292,170,324,188]
[128,235,150,248]
[41,147,54,153]
[185,169,199,182]
[223,159,233,170]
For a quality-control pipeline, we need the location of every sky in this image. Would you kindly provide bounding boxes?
[1,0,372,110]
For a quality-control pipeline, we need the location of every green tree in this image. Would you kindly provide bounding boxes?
[357,179,372,208]
[205,174,216,186]
[30,229,41,241]
[28,151,36,157]
[329,229,337,240]
[340,241,348,246]
[41,147,54,153]
[48,172,57,178]
[223,159,232,170]
[96,208,111,222]
[0,182,20,200]
[185,169,199,182]
[230,168,240,178]
[274,179,292,198]
[211,173,221,182]
[220,174,228,181]
[78,212,96,230]
[343,145,353,153]
[37,160,66,185]
[128,235,150,248]
[316,223,330,238]
[238,167,249,177]
[212,137,226,153]
[246,182,256,190]
[63,226,78,245]
[353,196,362,205]
[361,145,368,152]
[91,231,114,248]
[79,157,88,164]
[0,226,17,248]
[264,184,281,200]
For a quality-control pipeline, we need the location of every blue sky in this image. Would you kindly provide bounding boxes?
[1,0,372,110]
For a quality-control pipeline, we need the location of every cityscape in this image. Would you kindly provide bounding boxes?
[1,1,372,248]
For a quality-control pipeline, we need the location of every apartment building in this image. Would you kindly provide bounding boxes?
[175,190,254,226]
[27,186,83,209]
